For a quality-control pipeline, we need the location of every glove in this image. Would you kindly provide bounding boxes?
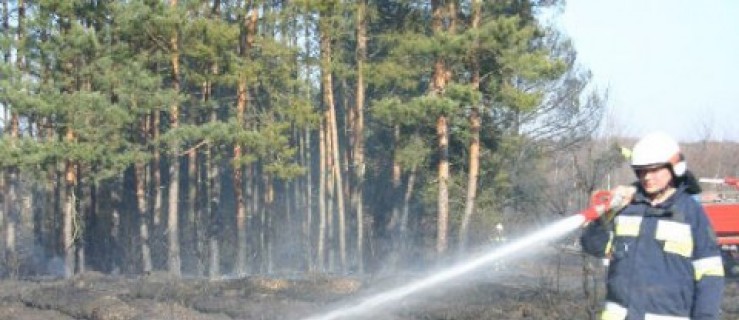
[581,186,635,223]
[602,185,635,222]
[610,185,636,205]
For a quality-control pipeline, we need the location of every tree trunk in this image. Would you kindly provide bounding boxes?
[298,18,315,272]
[63,130,77,278]
[76,173,88,274]
[187,147,200,274]
[233,103,247,275]
[1,174,5,268]
[435,115,450,255]
[247,165,257,272]
[207,119,221,279]
[46,158,59,270]
[258,170,267,273]
[401,164,418,259]
[318,120,327,271]
[2,0,8,62]
[15,0,24,69]
[326,126,336,272]
[0,0,7,271]
[206,146,220,278]
[167,0,182,277]
[233,7,257,276]
[233,121,247,275]
[3,105,20,279]
[431,0,450,256]
[459,108,480,250]
[301,127,314,271]
[167,95,182,277]
[263,174,274,273]
[319,7,347,272]
[3,169,18,278]
[459,0,482,252]
[152,112,163,227]
[234,142,247,275]
[204,0,223,280]
[110,179,122,274]
[2,0,23,280]
[352,0,368,274]
[387,125,402,267]
[135,162,153,273]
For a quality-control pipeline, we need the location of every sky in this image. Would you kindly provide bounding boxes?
[553,0,739,142]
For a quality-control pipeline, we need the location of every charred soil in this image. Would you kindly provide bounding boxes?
[0,258,737,320]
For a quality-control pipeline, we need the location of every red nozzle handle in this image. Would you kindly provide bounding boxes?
[590,190,613,208]
[581,190,613,221]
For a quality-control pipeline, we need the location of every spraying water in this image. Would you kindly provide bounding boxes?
[303,214,588,320]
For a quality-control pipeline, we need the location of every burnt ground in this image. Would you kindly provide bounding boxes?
[0,250,737,320]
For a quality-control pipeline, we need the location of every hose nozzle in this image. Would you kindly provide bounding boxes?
[580,187,634,222]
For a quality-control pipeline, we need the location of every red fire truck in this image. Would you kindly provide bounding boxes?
[700,177,739,276]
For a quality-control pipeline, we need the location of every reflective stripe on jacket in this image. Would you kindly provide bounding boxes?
[581,184,725,320]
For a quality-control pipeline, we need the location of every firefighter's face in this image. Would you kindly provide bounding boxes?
[636,165,673,194]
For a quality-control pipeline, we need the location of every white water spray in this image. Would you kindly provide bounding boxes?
[303,214,587,320]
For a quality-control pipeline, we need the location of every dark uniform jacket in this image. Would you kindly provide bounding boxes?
[581,183,724,320]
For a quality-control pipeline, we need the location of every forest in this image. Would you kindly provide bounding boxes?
[0,0,737,284]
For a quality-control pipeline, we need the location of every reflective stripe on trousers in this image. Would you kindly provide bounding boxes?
[600,301,689,320]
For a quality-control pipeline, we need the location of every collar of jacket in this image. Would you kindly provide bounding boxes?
[632,183,689,211]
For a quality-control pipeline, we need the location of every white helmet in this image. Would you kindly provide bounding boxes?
[630,131,686,177]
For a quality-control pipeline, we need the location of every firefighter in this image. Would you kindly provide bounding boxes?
[492,223,507,271]
[581,131,725,320]
[494,222,506,243]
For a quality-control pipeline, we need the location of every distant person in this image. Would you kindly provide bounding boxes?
[580,131,724,320]
[494,222,506,243]
[492,222,507,271]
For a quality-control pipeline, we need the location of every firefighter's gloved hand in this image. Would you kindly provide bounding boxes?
[602,185,636,222]
[581,186,636,225]
[611,185,636,205]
